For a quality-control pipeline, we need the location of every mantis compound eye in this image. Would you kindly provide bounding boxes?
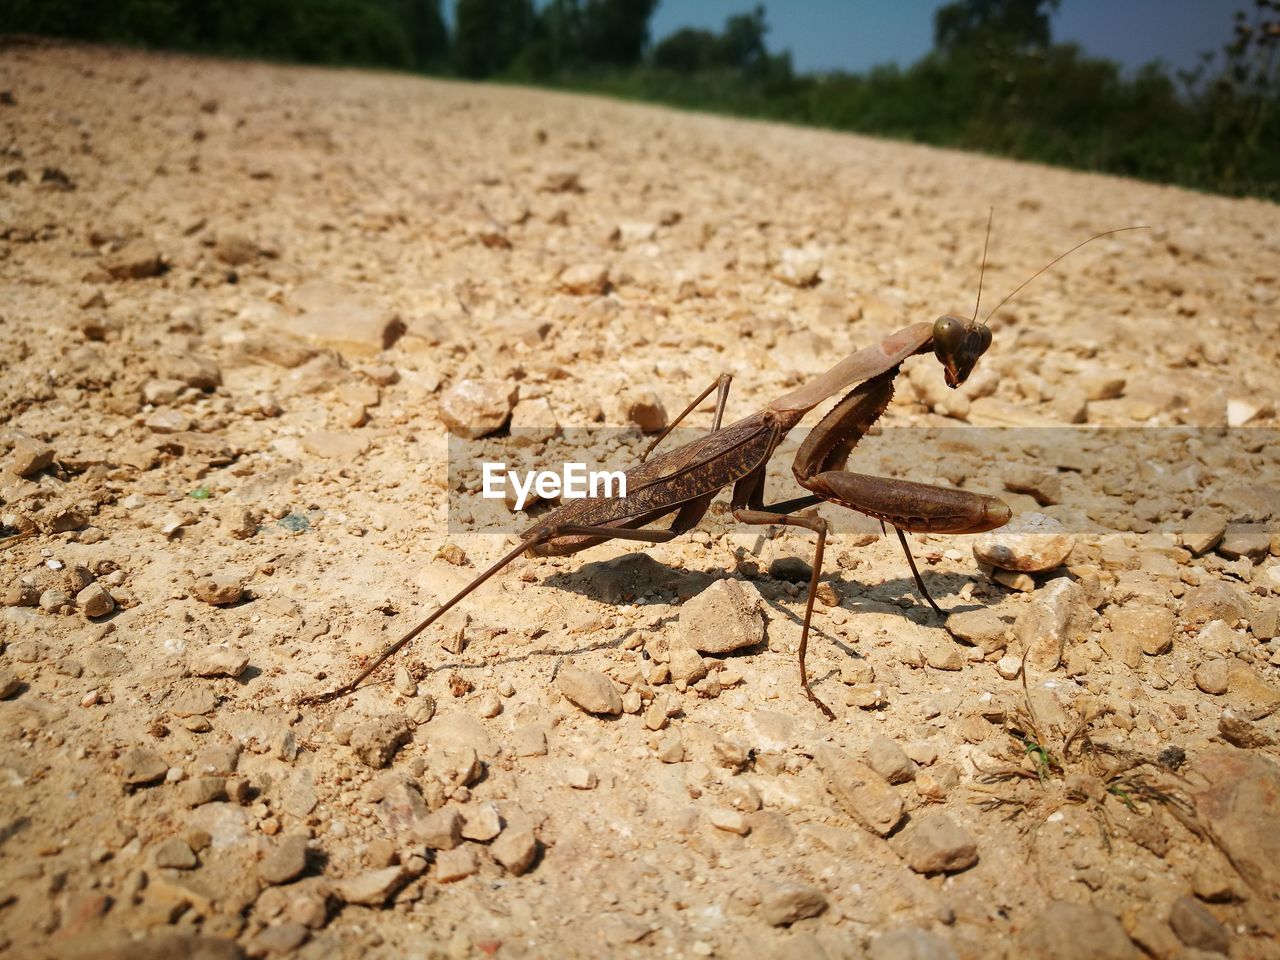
[933,315,962,352]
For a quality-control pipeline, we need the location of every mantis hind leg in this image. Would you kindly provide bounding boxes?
[731,467,836,719]
[303,513,709,706]
[640,373,733,462]
[731,505,833,720]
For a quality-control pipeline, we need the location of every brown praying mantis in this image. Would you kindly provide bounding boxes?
[303,224,1141,717]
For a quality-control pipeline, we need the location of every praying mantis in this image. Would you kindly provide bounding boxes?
[303,223,1140,718]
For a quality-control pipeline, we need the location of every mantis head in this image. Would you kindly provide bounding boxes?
[932,221,1146,390]
[932,315,992,389]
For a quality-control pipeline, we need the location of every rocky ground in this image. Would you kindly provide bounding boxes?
[2,38,1279,960]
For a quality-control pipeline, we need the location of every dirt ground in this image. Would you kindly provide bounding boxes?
[2,39,1279,960]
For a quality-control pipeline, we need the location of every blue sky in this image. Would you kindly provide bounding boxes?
[649,0,1238,75]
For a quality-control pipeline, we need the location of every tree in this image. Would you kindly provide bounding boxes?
[717,4,767,70]
[381,0,449,69]
[651,26,719,72]
[934,0,1059,55]
[582,0,657,66]
[532,0,585,72]
[453,0,536,77]
[650,4,770,74]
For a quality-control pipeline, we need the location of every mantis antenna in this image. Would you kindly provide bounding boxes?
[973,207,993,324]
[983,225,1148,325]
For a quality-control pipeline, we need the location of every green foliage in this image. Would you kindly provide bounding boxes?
[587,0,1278,200]
[0,0,442,70]
[512,0,656,77]
[2,0,1276,199]
[651,27,720,73]
[934,0,1059,54]
[453,0,535,77]
[650,4,774,75]
[1177,0,1280,196]
[386,0,450,69]
[578,0,658,67]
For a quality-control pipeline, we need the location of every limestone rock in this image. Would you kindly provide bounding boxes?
[1108,606,1174,657]
[816,744,904,836]
[865,735,915,784]
[491,828,538,876]
[192,574,244,606]
[1168,895,1229,954]
[349,717,411,768]
[556,666,622,715]
[434,846,479,882]
[893,813,978,874]
[190,646,249,678]
[259,834,309,886]
[121,747,168,787]
[335,866,408,906]
[287,305,404,357]
[76,582,115,619]
[438,378,518,439]
[1190,748,1280,894]
[153,837,197,869]
[868,928,958,960]
[773,247,823,288]
[757,881,827,926]
[1184,581,1248,627]
[417,808,463,851]
[945,606,1010,654]
[1181,506,1228,556]
[973,512,1074,572]
[1018,901,1138,959]
[622,390,667,433]
[214,231,259,266]
[558,262,609,295]
[1013,578,1091,669]
[8,441,54,477]
[103,239,165,279]
[678,578,765,654]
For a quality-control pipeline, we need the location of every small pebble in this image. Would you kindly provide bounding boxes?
[564,765,597,789]
[758,881,828,926]
[434,846,479,882]
[708,807,751,836]
[0,669,21,699]
[349,717,412,768]
[894,813,979,874]
[260,834,310,885]
[556,666,622,715]
[192,574,244,606]
[336,866,408,906]
[491,828,538,875]
[1193,660,1229,696]
[394,666,418,697]
[461,802,502,842]
[190,646,249,678]
[152,837,197,870]
[8,441,54,477]
[995,654,1023,680]
[657,731,685,763]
